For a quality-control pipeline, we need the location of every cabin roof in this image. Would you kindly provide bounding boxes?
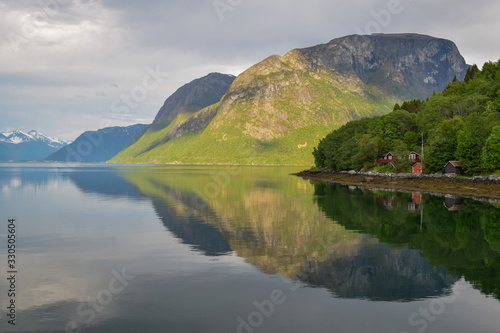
[445,161,463,168]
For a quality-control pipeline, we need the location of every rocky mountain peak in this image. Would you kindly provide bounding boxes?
[297,33,468,99]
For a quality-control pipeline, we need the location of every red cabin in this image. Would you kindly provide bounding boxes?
[412,162,425,175]
[408,151,422,163]
[377,151,422,169]
[376,152,396,168]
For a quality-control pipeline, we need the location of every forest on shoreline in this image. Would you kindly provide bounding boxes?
[313,61,500,176]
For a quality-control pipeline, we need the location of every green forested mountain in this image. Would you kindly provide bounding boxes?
[111,34,467,165]
[313,61,500,174]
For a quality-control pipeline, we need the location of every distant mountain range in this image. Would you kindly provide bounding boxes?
[111,33,469,165]
[1,125,148,162]
[0,129,70,147]
[45,124,147,162]
[0,130,71,161]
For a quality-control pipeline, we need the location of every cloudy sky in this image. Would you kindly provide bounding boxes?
[1,0,500,140]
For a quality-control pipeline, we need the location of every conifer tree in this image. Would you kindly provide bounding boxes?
[482,126,500,172]
[464,67,472,83]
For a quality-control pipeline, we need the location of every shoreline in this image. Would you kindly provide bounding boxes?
[294,170,500,203]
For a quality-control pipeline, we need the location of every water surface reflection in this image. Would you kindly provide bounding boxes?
[1,164,499,333]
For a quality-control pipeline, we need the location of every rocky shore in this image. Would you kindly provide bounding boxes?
[294,170,500,202]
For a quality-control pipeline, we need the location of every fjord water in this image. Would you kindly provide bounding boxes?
[1,164,500,333]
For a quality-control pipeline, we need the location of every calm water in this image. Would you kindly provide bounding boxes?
[1,164,500,333]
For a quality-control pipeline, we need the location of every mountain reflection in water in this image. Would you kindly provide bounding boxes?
[3,165,499,303]
[117,167,467,302]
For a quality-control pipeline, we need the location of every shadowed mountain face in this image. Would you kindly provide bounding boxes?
[0,141,61,161]
[114,73,236,160]
[112,34,468,165]
[151,72,236,129]
[299,33,468,100]
[46,124,147,162]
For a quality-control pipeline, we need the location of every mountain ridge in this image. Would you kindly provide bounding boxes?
[298,33,468,99]
[115,73,236,159]
[46,124,147,162]
[152,72,236,128]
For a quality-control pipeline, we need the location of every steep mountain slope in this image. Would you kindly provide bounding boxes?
[112,33,468,165]
[151,72,236,129]
[124,72,235,153]
[45,124,147,162]
[0,130,70,161]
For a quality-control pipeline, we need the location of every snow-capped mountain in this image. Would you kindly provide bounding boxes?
[0,129,72,161]
[0,130,71,148]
